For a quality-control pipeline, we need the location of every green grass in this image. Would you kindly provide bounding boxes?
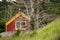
[36,17,60,40]
[0,17,60,40]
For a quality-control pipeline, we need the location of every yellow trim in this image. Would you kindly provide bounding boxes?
[6,12,29,26]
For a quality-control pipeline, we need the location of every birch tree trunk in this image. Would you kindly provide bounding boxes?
[30,0,38,30]
[10,0,42,30]
[35,0,40,30]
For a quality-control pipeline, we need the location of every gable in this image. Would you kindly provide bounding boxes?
[6,12,29,26]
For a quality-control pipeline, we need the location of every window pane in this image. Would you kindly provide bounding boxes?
[22,25,27,28]
[21,22,25,25]
[21,21,27,28]
[16,22,20,28]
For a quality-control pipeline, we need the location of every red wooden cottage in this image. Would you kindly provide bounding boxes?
[5,12,30,32]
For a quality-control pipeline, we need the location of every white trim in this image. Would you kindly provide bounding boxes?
[15,21,26,30]
[15,21,20,30]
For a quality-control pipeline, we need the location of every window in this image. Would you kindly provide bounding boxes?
[21,22,25,26]
[15,21,27,29]
[21,21,27,28]
[16,22,20,28]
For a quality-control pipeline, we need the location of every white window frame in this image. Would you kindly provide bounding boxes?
[15,21,27,30]
[15,21,20,30]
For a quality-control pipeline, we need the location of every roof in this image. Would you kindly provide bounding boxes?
[6,12,30,26]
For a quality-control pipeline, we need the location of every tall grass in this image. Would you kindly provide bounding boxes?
[0,17,60,40]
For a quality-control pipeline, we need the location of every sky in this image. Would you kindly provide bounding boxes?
[0,0,16,1]
[0,0,2,1]
[7,0,16,1]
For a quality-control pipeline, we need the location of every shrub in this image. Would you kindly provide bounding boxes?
[15,30,21,36]
[42,1,60,15]
[30,18,35,30]
[0,18,7,33]
[30,31,37,37]
[0,35,2,38]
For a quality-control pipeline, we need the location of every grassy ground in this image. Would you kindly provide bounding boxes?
[0,17,60,40]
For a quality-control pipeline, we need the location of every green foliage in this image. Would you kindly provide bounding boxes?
[15,30,21,36]
[50,0,60,3]
[0,35,2,38]
[42,1,60,15]
[0,17,60,40]
[36,17,60,40]
[0,19,7,33]
[30,31,37,37]
[0,1,18,19]
[30,18,35,30]
[0,0,60,40]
